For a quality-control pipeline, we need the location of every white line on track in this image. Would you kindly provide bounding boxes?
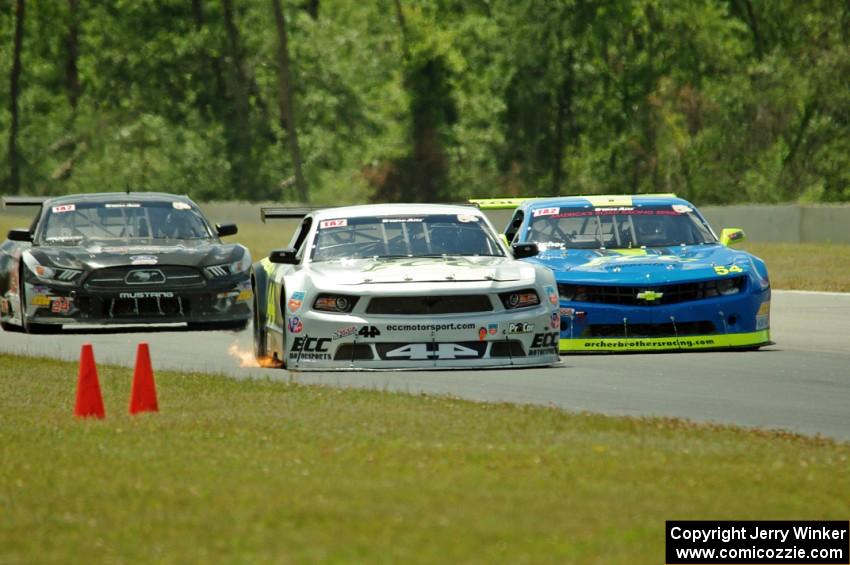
[773,289,850,297]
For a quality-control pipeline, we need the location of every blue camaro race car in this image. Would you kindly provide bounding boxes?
[474,194,771,352]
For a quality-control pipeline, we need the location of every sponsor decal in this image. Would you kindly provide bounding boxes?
[289,337,332,360]
[532,207,559,217]
[172,202,192,210]
[105,203,141,208]
[118,291,174,299]
[288,291,305,312]
[671,204,692,214]
[332,325,358,340]
[379,342,485,360]
[288,316,303,334]
[488,323,498,335]
[478,327,487,341]
[51,204,75,214]
[103,247,131,254]
[546,285,558,305]
[530,332,559,356]
[508,322,534,334]
[125,269,166,285]
[358,325,381,338]
[386,322,476,332]
[560,307,575,317]
[382,217,424,224]
[51,297,72,314]
[130,255,158,265]
[550,312,560,329]
[31,295,51,306]
[319,219,348,229]
[236,290,253,302]
[456,214,479,223]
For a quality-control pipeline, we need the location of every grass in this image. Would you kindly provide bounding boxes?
[3,213,849,291]
[1,354,848,564]
[741,242,850,292]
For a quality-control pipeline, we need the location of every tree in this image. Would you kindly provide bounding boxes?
[7,0,25,194]
[271,0,308,203]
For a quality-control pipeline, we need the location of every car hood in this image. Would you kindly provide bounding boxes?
[527,244,752,284]
[307,256,529,285]
[29,240,245,270]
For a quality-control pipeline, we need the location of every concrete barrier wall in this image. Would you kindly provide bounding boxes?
[3,200,849,243]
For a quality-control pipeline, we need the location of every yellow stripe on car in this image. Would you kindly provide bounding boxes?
[469,198,538,209]
[560,330,770,352]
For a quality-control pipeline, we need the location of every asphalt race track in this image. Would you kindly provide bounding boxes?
[1,290,848,440]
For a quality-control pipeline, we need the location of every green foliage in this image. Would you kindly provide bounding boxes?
[2,0,849,203]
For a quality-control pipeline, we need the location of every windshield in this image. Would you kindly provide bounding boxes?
[38,201,212,244]
[525,205,716,249]
[310,214,505,262]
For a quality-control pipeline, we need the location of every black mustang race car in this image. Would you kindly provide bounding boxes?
[0,192,251,333]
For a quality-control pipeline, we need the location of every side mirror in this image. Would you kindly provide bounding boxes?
[511,242,538,259]
[719,228,746,246]
[216,223,238,237]
[8,229,33,242]
[268,248,299,264]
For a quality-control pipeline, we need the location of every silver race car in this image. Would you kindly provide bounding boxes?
[251,204,561,370]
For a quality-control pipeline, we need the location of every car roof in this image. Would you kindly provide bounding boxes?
[45,192,195,205]
[518,194,694,210]
[308,203,485,222]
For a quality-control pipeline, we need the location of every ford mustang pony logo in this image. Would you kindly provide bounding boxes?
[636,290,664,301]
[125,269,166,285]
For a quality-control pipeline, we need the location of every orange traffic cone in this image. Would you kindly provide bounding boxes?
[74,344,105,419]
[129,342,158,415]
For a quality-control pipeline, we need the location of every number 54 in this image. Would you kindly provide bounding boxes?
[714,265,743,275]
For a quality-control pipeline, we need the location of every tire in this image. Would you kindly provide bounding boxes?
[252,276,283,368]
[1,320,24,333]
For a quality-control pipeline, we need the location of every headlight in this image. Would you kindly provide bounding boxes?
[22,253,81,283]
[557,284,588,302]
[499,289,540,310]
[557,283,574,301]
[205,252,252,278]
[717,278,741,296]
[229,252,252,274]
[313,293,358,313]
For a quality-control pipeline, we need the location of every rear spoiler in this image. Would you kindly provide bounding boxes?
[469,198,539,210]
[2,196,47,208]
[261,202,481,222]
[261,207,323,223]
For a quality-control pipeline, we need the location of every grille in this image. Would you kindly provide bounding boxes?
[583,321,716,338]
[490,340,526,358]
[99,296,191,318]
[85,266,205,289]
[333,343,375,361]
[558,277,746,306]
[366,295,493,315]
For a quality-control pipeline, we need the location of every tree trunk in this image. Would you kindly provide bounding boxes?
[271,0,308,203]
[8,0,25,194]
[221,0,255,199]
[64,0,81,110]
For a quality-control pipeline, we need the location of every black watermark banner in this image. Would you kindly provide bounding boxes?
[666,521,849,564]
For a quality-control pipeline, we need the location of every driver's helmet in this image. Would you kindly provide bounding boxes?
[636,216,668,245]
[429,224,460,254]
[163,211,195,239]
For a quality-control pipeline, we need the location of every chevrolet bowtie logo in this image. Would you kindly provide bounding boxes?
[636,290,664,301]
